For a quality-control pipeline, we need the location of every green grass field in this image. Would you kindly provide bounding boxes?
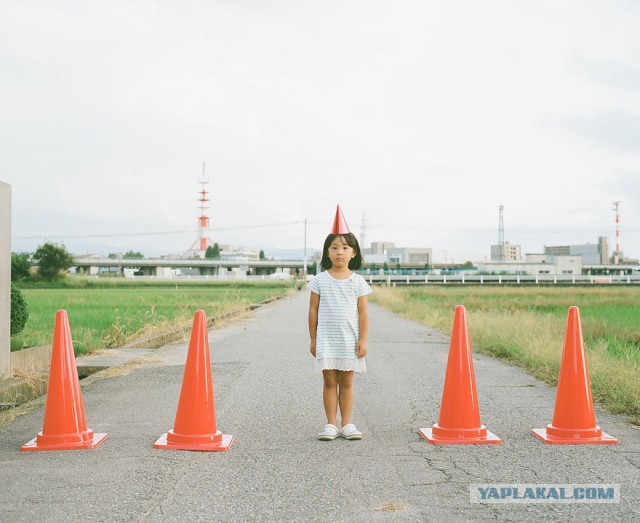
[12,279,296,355]
[370,285,640,424]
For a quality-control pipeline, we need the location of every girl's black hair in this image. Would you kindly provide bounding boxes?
[320,233,363,270]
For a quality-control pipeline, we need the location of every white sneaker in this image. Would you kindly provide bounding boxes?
[341,423,363,440]
[317,424,339,441]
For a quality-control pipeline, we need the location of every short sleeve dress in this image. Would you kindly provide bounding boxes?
[308,270,373,373]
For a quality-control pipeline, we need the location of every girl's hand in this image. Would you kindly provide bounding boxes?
[356,340,367,359]
[310,341,316,357]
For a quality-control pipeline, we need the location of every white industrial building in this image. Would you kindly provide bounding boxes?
[387,247,432,265]
[363,242,432,266]
[490,241,522,262]
[544,237,608,265]
[477,254,582,275]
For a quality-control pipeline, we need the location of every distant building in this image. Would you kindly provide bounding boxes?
[387,247,432,265]
[364,253,388,265]
[477,254,582,276]
[544,236,608,265]
[362,242,432,266]
[362,241,393,264]
[490,241,522,262]
[367,241,396,255]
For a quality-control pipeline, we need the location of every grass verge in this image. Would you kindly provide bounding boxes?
[12,279,296,356]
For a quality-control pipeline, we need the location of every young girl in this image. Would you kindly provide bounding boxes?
[308,206,372,441]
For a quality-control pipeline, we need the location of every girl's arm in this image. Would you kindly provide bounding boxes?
[308,292,320,357]
[356,295,369,358]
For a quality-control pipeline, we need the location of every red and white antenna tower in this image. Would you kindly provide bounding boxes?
[612,200,621,255]
[189,163,214,253]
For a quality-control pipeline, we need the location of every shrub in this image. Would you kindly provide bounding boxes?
[10,284,29,336]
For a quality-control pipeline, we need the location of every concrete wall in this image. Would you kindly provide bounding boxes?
[0,181,11,377]
[11,345,51,373]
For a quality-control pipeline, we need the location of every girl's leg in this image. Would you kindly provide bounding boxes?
[337,371,355,426]
[322,370,339,426]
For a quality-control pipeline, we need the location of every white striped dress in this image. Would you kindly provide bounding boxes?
[308,270,373,373]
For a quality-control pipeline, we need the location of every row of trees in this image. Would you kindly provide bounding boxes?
[11,242,74,282]
[12,245,151,283]
[107,251,145,260]
[12,242,272,283]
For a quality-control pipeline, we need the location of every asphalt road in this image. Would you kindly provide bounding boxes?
[0,290,638,521]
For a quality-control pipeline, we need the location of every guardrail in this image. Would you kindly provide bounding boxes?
[88,273,640,285]
[109,274,295,282]
[360,274,640,285]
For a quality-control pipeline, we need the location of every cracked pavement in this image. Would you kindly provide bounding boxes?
[0,290,638,521]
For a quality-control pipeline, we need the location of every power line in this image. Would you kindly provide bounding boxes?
[13,221,302,241]
[366,224,640,234]
[13,222,639,241]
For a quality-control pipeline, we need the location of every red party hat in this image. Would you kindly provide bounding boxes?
[330,204,350,234]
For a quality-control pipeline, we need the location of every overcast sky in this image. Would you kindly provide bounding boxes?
[2,1,639,262]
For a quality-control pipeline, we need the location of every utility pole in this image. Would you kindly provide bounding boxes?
[303,218,307,281]
[498,205,505,262]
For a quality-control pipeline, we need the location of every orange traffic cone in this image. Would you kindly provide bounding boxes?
[419,306,501,444]
[20,310,108,451]
[532,306,619,444]
[154,310,233,451]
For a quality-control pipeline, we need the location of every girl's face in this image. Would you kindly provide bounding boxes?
[328,236,356,269]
